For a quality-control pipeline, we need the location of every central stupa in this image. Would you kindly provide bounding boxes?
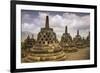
[37,16,58,45]
[24,16,66,62]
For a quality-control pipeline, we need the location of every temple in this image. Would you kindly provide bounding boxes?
[60,26,72,47]
[73,30,83,48]
[86,32,90,47]
[21,16,90,62]
[24,35,35,49]
[22,16,67,62]
[37,16,58,45]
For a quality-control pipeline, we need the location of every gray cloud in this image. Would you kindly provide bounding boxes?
[21,11,90,40]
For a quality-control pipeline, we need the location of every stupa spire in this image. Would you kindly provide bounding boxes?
[32,34,34,39]
[65,26,68,33]
[27,35,30,40]
[88,32,90,36]
[45,16,49,28]
[77,30,79,35]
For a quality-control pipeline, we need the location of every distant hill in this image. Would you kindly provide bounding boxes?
[21,31,33,42]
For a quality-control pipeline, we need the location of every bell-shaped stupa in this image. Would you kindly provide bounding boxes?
[23,16,66,62]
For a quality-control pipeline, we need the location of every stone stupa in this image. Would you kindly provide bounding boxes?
[60,26,72,47]
[23,16,67,62]
[73,30,83,48]
[60,26,77,52]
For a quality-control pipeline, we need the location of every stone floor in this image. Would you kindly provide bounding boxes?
[66,47,90,60]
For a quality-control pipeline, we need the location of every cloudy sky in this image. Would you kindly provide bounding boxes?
[21,10,90,41]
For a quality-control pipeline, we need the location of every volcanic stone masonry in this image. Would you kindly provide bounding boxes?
[22,16,90,62]
[22,16,67,62]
